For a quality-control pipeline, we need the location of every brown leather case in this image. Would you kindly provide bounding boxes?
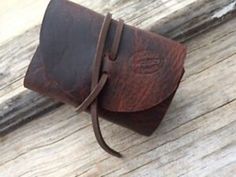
[24,0,186,156]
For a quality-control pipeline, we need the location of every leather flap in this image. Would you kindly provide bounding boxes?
[35,0,186,112]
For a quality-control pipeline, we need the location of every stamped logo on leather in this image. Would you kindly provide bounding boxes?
[130,51,162,74]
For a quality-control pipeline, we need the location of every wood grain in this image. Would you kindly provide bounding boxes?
[0,15,236,176]
[1,0,236,135]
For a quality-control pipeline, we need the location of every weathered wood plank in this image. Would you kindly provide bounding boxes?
[1,0,236,135]
[150,0,236,41]
[0,16,236,176]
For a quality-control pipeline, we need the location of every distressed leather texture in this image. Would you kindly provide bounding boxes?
[24,0,186,136]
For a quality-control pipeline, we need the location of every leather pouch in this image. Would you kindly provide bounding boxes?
[24,0,186,157]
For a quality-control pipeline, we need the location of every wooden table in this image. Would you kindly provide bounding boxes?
[0,0,236,176]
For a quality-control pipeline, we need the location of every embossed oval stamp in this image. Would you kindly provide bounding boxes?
[130,51,162,74]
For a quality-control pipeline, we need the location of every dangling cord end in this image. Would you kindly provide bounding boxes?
[74,73,122,157]
[90,102,122,158]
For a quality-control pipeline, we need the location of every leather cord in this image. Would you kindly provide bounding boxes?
[110,19,124,60]
[75,74,108,113]
[75,13,124,157]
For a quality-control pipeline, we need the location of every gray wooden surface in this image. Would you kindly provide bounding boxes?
[0,0,236,177]
[1,0,236,135]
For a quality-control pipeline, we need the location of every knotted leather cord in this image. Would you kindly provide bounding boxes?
[75,13,124,157]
